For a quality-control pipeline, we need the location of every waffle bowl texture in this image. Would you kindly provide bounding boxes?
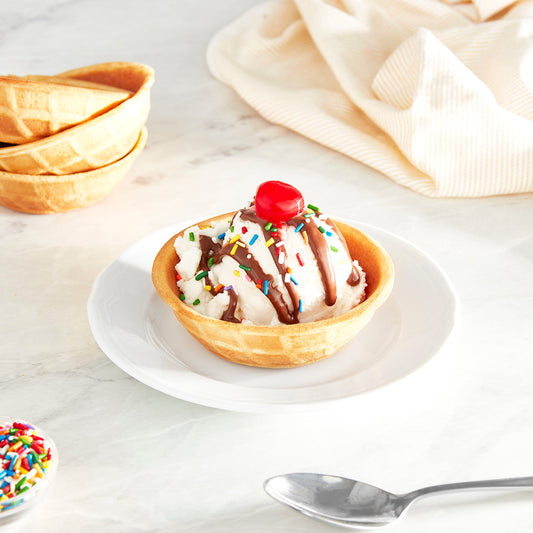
[0,127,147,214]
[152,213,394,368]
[0,62,153,175]
[0,75,132,145]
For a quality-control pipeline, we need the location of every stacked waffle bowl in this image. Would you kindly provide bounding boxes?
[0,62,154,214]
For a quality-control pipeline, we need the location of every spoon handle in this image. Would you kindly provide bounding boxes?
[407,476,533,502]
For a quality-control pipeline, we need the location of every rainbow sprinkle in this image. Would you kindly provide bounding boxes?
[217,232,226,240]
[230,244,238,256]
[263,280,269,295]
[193,299,200,305]
[264,222,272,231]
[295,222,304,233]
[249,234,258,246]
[0,420,52,512]
[229,234,240,244]
[179,294,186,301]
[330,246,338,253]
[195,271,208,281]
[318,226,326,234]
[189,232,195,241]
[307,203,319,212]
[265,238,275,248]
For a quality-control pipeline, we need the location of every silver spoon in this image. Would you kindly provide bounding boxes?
[264,472,533,529]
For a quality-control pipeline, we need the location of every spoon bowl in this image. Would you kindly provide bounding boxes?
[264,473,405,528]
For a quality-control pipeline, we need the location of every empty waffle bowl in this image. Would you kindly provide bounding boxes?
[152,213,394,368]
[0,75,132,145]
[0,62,154,175]
[0,127,147,214]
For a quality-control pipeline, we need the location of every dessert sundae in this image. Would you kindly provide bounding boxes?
[152,181,394,367]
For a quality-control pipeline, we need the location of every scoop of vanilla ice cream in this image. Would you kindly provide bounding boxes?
[174,222,230,320]
[220,212,294,325]
[212,254,280,325]
[282,215,366,322]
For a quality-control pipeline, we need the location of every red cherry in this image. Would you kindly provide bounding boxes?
[254,181,304,222]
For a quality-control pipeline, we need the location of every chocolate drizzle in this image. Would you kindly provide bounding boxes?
[287,215,337,306]
[220,287,239,323]
[198,234,222,297]
[199,235,221,273]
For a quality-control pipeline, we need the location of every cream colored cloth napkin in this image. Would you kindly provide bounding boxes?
[207,0,533,197]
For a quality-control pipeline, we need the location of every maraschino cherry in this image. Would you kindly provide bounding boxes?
[254,181,304,223]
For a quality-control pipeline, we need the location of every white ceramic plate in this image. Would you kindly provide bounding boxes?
[87,218,459,413]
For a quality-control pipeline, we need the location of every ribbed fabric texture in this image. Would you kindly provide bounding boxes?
[207,0,533,198]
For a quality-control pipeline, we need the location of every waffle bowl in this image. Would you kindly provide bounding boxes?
[0,127,147,214]
[152,213,394,368]
[0,62,154,175]
[0,75,132,145]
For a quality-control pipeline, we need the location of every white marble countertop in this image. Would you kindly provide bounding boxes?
[1,1,533,531]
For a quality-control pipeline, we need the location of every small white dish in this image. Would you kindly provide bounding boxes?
[0,416,58,527]
[87,218,459,413]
